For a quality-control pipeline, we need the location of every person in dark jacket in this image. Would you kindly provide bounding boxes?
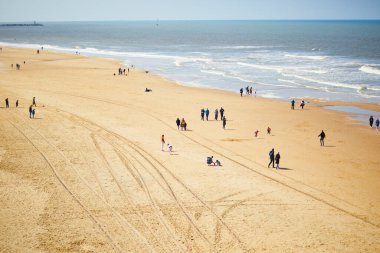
[268,148,275,168]
[176,118,180,129]
[369,116,374,128]
[275,152,281,170]
[318,130,326,146]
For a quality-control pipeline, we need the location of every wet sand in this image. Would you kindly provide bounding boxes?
[0,47,379,252]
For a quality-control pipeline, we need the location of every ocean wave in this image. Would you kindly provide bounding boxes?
[211,45,274,50]
[237,62,283,73]
[281,73,370,91]
[285,54,328,60]
[359,65,380,76]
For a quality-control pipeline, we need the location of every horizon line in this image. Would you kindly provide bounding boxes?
[1,19,380,23]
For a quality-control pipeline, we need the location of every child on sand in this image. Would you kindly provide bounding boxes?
[167,143,173,153]
[32,108,36,119]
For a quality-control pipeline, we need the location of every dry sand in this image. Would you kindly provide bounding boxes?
[0,47,379,252]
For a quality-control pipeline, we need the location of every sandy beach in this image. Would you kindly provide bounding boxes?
[0,47,379,252]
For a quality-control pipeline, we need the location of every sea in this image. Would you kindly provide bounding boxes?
[1,20,380,103]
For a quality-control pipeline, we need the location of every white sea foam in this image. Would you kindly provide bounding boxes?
[281,73,368,91]
[285,54,328,60]
[359,65,380,76]
[237,62,283,73]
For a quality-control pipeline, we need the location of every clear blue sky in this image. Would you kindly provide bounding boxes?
[0,0,379,22]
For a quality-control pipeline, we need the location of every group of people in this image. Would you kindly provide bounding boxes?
[117,67,130,76]
[207,156,222,166]
[239,86,256,97]
[369,116,380,130]
[291,99,306,110]
[4,98,19,108]
[161,134,173,153]
[268,148,281,170]
[200,107,227,129]
[176,118,187,131]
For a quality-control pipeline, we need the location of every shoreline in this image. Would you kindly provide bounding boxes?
[2,41,380,106]
[1,46,379,252]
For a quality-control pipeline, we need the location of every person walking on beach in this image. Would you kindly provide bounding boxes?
[205,108,209,121]
[268,148,275,168]
[275,152,281,170]
[201,108,205,121]
[32,97,36,106]
[161,135,165,151]
[180,118,187,131]
[318,130,326,146]
[176,118,181,129]
[240,88,243,97]
[222,116,227,129]
[300,100,305,110]
[29,105,33,118]
[5,98,9,108]
[220,107,224,119]
[250,87,253,95]
[16,100,19,108]
[375,118,380,131]
[369,116,374,128]
[214,109,218,121]
[291,99,295,110]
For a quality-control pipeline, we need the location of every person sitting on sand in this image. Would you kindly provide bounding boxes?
[267,127,271,135]
[145,88,152,92]
[176,118,181,129]
[207,156,215,166]
[215,160,222,166]
[318,130,326,146]
[167,143,173,153]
